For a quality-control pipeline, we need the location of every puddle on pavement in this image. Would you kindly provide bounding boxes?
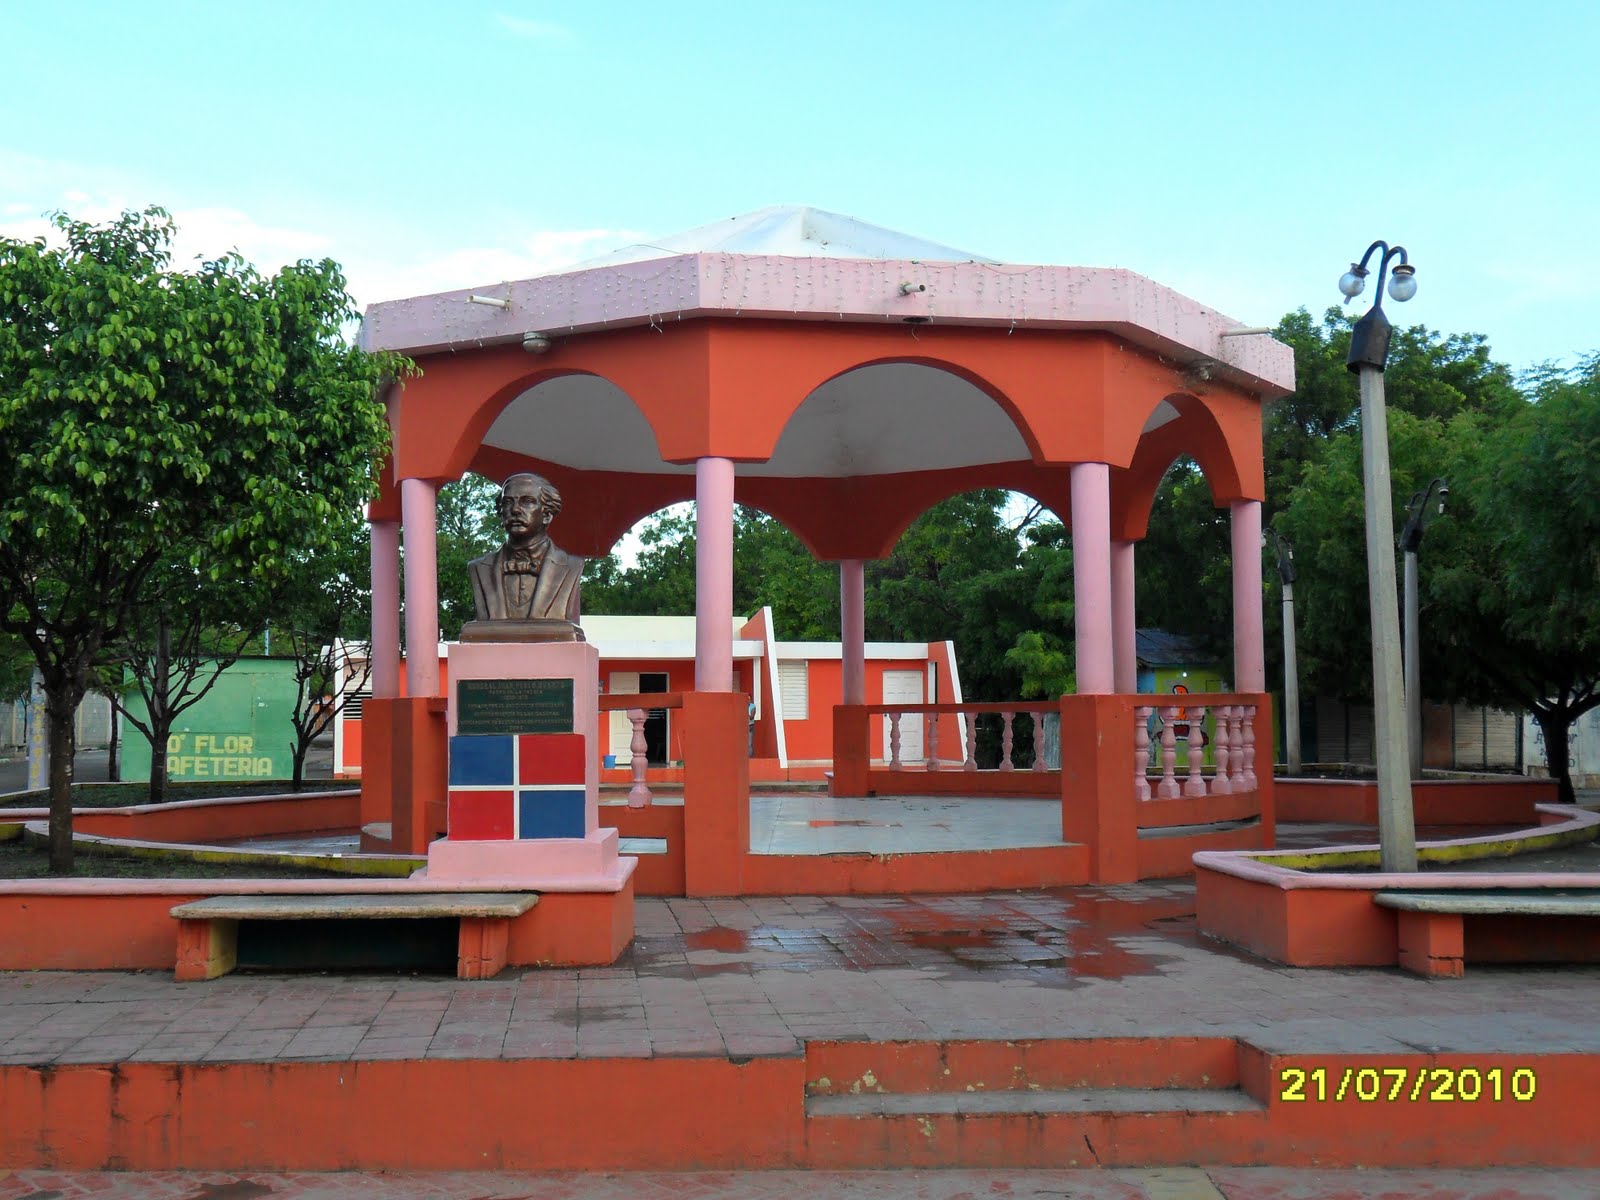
[648,888,1201,983]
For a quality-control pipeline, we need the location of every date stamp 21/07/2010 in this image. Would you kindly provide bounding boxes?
[1278,1065,1537,1104]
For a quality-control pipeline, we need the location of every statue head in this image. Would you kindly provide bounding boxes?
[498,472,562,546]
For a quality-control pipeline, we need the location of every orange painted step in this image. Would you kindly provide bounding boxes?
[805,1036,1240,1095]
[805,1096,1267,1170]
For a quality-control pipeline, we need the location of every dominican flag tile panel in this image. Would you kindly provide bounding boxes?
[448,733,586,840]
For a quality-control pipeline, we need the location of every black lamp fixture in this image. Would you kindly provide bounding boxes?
[1340,242,1419,372]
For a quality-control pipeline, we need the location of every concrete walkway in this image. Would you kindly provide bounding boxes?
[0,1165,1594,1198]
[3,879,1596,1065]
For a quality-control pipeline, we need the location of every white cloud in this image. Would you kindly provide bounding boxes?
[493,12,575,41]
[345,227,649,307]
[0,144,645,306]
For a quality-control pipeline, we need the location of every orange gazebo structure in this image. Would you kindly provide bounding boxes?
[358,206,1295,889]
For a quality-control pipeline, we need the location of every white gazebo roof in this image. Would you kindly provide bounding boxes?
[568,205,996,269]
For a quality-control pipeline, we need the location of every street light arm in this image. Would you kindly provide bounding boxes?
[1398,477,1448,552]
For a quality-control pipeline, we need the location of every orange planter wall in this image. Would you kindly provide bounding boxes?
[1274,777,1551,826]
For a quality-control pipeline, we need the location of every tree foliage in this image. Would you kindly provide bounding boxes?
[0,208,402,870]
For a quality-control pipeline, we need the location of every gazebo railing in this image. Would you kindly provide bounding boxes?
[1132,699,1259,801]
[598,692,683,809]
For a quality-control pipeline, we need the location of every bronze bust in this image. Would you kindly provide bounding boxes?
[461,473,585,642]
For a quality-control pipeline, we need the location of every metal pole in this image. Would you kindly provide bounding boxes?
[1404,548,1421,780]
[1282,582,1302,775]
[1357,365,1417,871]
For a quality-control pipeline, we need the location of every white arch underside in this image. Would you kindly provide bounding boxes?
[481,365,1182,478]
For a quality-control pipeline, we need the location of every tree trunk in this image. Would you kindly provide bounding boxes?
[107,703,120,782]
[45,694,78,875]
[1534,707,1576,806]
[147,620,171,805]
[291,736,306,792]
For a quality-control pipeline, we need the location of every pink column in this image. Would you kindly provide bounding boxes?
[369,518,401,699]
[1231,499,1266,693]
[400,477,440,697]
[1111,539,1137,695]
[1071,462,1114,694]
[840,559,866,706]
[695,456,735,692]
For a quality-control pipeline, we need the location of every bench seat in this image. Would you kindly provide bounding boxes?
[1374,889,1600,978]
[172,892,538,982]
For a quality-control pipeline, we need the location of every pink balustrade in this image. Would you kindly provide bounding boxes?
[1130,699,1261,802]
[597,691,686,810]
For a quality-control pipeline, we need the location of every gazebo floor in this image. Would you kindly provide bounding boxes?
[751,792,1064,856]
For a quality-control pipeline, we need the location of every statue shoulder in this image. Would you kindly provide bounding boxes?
[547,544,583,573]
[467,548,500,571]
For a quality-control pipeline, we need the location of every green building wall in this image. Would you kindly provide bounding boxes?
[119,657,301,783]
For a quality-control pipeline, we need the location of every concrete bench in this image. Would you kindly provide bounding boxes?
[171,892,539,982]
[1375,890,1600,978]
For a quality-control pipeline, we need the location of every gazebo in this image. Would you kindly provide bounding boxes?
[357,206,1295,888]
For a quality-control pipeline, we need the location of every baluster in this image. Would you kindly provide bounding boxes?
[1157,706,1180,798]
[1183,705,1208,798]
[889,711,902,769]
[1210,705,1233,795]
[1230,707,1249,789]
[1134,706,1152,800]
[926,711,940,771]
[963,712,978,772]
[1241,705,1258,790]
[999,711,1015,771]
[627,709,652,809]
[1032,713,1048,771]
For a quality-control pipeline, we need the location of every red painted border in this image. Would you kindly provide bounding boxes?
[4,1039,1596,1170]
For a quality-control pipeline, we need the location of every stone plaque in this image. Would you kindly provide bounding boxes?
[456,678,574,735]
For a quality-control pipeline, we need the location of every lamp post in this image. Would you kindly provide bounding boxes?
[1399,478,1449,780]
[1340,241,1419,872]
[1265,528,1301,775]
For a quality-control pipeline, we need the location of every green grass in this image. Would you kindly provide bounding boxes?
[0,837,357,881]
[1,779,359,809]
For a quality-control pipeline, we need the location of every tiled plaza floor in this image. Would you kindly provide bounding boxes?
[2,878,1596,1066]
[0,1167,1597,1199]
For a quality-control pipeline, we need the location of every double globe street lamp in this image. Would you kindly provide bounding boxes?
[1340,242,1420,872]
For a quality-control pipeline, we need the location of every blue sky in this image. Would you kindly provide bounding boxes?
[3,1,1596,374]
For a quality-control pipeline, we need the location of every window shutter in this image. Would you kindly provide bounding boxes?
[778,661,809,721]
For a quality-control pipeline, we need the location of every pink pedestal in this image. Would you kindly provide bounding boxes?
[425,641,634,892]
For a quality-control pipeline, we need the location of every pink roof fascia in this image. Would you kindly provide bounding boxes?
[362,253,1295,398]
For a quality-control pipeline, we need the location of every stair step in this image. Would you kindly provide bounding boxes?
[809,1087,1263,1117]
[805,1037,1240,1095]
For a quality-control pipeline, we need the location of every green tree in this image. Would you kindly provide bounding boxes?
[274,509,374,791]
[0,208,400,871]
[106,556,267,803]
[1277,353,1600,802]
[433,472,502,636]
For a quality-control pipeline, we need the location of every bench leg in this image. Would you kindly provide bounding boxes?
[458,917,510,980]
[175,918,239,981]
[1396,910,1464,978]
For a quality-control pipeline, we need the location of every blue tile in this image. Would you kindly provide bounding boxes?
[517,788,586,839]
[449,735,514,786]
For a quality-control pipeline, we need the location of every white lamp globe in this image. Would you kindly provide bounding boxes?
[1387,265,1418,302]
[1338,266,1367,298]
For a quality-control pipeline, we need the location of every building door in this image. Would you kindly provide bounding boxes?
[641,672,670,764]
[881,669,924,762]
